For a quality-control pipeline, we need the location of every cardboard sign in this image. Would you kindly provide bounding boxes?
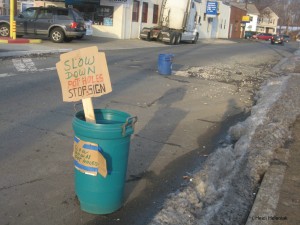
[73,136,107,177]
[56,46,112,102]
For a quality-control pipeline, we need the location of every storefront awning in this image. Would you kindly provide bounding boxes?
[65,0,100,5]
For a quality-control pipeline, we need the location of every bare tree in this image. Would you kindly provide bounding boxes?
[289,0,300,28]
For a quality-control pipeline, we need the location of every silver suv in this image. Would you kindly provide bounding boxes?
[0,7,86,43]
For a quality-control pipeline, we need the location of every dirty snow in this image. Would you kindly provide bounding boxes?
[148,54,300,225]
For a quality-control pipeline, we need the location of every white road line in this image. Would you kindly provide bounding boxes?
[1,58,56,78]
[22,58,38,71]
[0,67,56,78]
[12,58,38,72]
[12,59,27,72]
[38,67,56,72]
[0,73,17,78]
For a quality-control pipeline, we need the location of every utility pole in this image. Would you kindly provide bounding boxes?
[9,0,16,39]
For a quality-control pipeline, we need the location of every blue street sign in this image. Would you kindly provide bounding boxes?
[206,1,218,16]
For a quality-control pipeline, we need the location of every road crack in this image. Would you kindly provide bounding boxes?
[0,178,43,191]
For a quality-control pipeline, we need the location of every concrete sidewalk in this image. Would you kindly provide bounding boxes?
[246,118,300,225]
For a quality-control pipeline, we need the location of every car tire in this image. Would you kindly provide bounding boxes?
[146,32,151,41]
[64,37,73,43]
[76,35,84,40]
[169,33,176,45]
[158,32,163,42]
[175,33,181,45]
[192,33,199,44]
[0,24,9,37]
[50,28,65,43]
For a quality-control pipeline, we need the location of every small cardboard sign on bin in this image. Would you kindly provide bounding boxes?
[73,137,107,177]
[56,46,112,177]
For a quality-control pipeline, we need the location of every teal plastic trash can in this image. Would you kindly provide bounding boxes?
[72,109,137,214]
[158,54,174,75]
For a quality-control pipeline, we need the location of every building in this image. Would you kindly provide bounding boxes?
[257,7,278,34]
[194,0,230,39]
[230,2,259,33]
[228,4,247,38]
[0,0,10,15]
[65,0,160,39]
[34,1,64,8]
[244,4,259,32]
[216,1,231,39]
[6,0,253,40]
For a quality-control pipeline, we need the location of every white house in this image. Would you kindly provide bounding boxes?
[245,4,259,32]
[196,0,231,39]
[257,7,278,34]
[216,1,231,38]
[197,0,214,39]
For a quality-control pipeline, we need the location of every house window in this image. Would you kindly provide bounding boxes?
[132,0,139,22]
[95,6,114,26]
[153,4,158,24]
[142,2,148,23]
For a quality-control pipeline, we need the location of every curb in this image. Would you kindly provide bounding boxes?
[0,38,42,44]
[245,151,288,225]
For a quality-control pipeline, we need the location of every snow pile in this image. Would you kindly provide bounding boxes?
[149,74,300,225]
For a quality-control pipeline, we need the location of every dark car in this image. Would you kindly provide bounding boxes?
[0,7,86,43]
[271,35,284,45]
[244,31,256,39]
[280,34,290,42]
[256,33,273,41]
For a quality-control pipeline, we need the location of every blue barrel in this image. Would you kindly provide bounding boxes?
[72,109,137,214]
[158,54,174,75]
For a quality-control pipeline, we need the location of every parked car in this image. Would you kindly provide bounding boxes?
[244,31,256,39]
[252,33,259,39]
[271,35,284,45]
[256,33,273,41]
[0,7,86,43]
[280,34,290,42]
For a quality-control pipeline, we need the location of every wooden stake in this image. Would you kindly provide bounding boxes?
[82,98,96,123]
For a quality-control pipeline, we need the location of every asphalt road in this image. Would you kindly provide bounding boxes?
[0,39,298,225]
